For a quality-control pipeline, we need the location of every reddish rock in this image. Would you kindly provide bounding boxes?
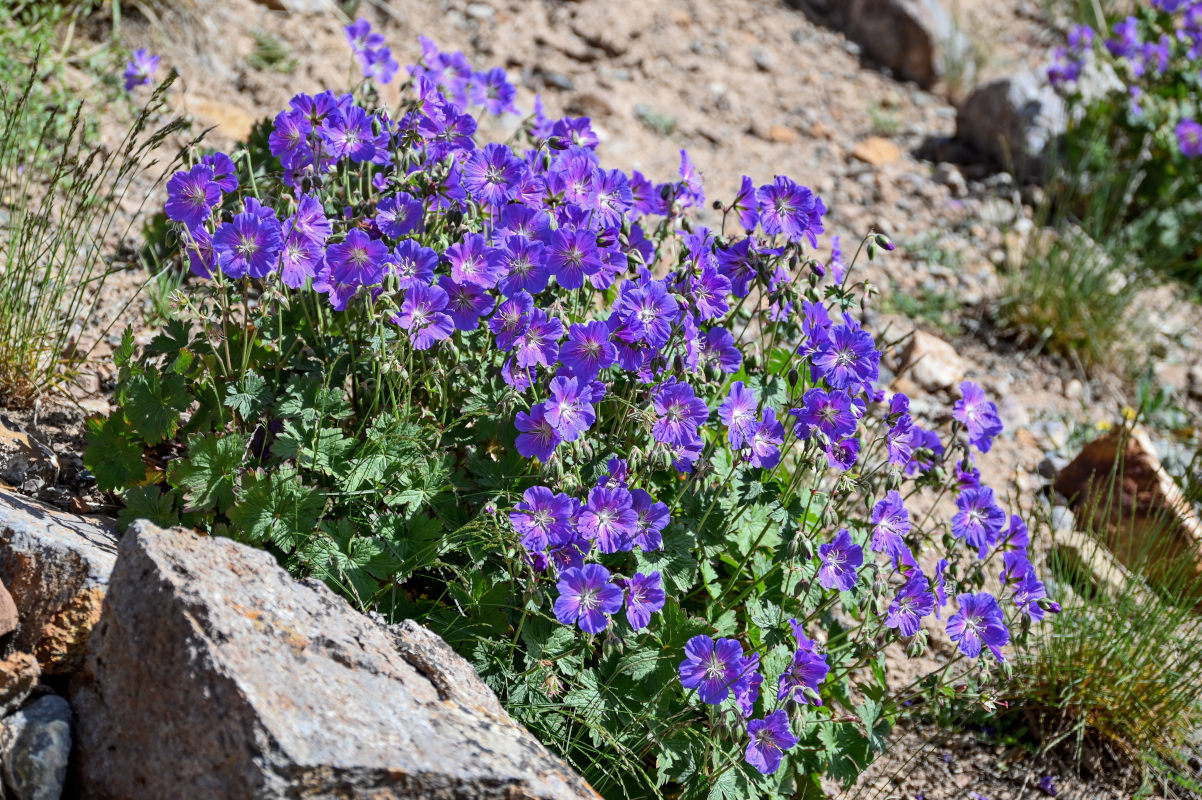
[851,136,902,166]
[0,577,16,637]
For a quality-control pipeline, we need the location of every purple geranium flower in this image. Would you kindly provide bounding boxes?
[696,327,742,374]
[515,403,561,461]
[496,236,550,296]
[213,203,283,279]
[1177,119,1202,158]
[376,192,424,238]
[946,592,1009,661]
[514,308,563,368]
[817,529,863,592]
[651,379,707,446]
[825,436,859,471]
[554,564,623,634]
[732,175,759,232]
[544,226,602,290]
[322,106,376,163]
[279,233,322,289]
[463,143,523,207]
[327,229,388,287]
[625,571,666,630]
[165,164,220,231]
[745,711,798,775]
[630,489,668,551]
[560,321,617,380]
[617,281,679,348]
[791,388,859,441]
[438,275,495,330]
[509,486,574,550]
[733,655,763,718]
[395,284,454,350]
[200,152,238,193]
[777,644,829,705]
[543,376,596,442]
[952,486,1007,559]
[489,291,533,350]
[811,319,879,393]
[756,175,825,246]
[679,635,744,705]
[579,485,637,553]
[870,490,910,557]
[953,381,1004,453]
[718,381,758,449]
[886,573,936,637]
[389,240,438,290]
[123,49,160,91]
[446,232,503,288]
[749,408,785,469]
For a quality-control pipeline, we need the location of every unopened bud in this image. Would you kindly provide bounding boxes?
[874,233,895,251]
[546,135,569,151]
[787,367,799,387]
[596,229,617,249]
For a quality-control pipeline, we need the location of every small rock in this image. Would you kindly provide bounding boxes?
[538,68,575,91]
[1038,454,1069,480]
[0,694,71,800]
[899,329,968,392]
[0,578,15,637]
[934,162,967,197]
[956,71,1067,178]
[0,653,39,717]
[766,123,798,143]
[1153,362,1189,396]
[838,0,975,88]
[1050,505,1075,531]
[811,121,834,140]
[979,196,1016,226]
[751,47,775,72]
[851,136,902,167]
[1064,378,1083,400]
[0,487,118,674]
[0,419,58,489]
[465,2,495,19]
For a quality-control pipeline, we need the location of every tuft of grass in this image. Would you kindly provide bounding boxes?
[867,102,900,137]
[0,51,188,405]
[249,30,297,75]
[1011,427,1202,796]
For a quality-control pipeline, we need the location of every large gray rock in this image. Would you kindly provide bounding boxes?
[956,70,1067,178]
[70,522,600,800]
[839,0,976,89]
[0,695,72,800]
[0,488,117,673]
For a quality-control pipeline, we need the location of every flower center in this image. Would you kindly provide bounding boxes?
[704,653,727,681]
[236,235,260,259]
[578,587,599,610]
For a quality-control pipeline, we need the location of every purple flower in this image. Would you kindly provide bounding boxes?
[269,109,312,170]
[777,642,829,705]
[733,655,762,717]
[811,319,879,393]
[630,489,668,551]
[677,149,705,208]
[509,486,574,550]
[732,175,759,231]
[953,381,1004,453]
[696,327,742,374]
[871,491,910,557]
[946,592,1009,661]
[560,321,617,380]
[999,514,1030,553]
[213,203,283,279]
[791,388,859,441]
[438,275,495,331]
[279,233,322,289]
[327,229,387,287]
[756,176,825,246]
[554,564,623,634]
[165,164,220,231]
[745,711,798,775]
[395,284,454,350]
[123,49,159,91]
[579,486,637,553]
[679,635,744,705]
[344,19,385,54]
[364,47,400,84]
[183,227,214,278]
[825,436,859,471]
[932,559,949,619]
[389,240,438,290]
[446,233,503,289]
[496,236,550,296]
[886,573,935,637]
[200,152,238,193]
[547,534,590,572]
[817,529,863,592]
[543,376,596,442]
[749,408,785,469]
[652,379,709,446]
[625,571,666,630]
[591,168,634,228]
[617,281,679,348]
[285,194,331,245]
[544,227,602,290]
[514,308,563,368]
[1177,119,1202,158]
[887,414,915,468]
[322,106,377,163]
[718,381,758,449]
[463,143,523,207]
[515,404,561,461]
[489,291,533,350]
[479,67,518,115]
[376,192,424,238]
[1039,776,1057,797]
[952,486,1007,559]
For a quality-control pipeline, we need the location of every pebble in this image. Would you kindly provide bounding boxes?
[1064,379,1083,400]
[1037,454,1068,480]
[465,3,494,19]
[1050,505,1075,531]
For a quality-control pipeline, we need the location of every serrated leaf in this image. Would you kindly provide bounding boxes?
[113,327,136,368]
[617,647,664,681]
[635,527,697,595]
[118,485,179,530]
[83,415,146,491]
[145,318,194,357]
[124,369,192,444]
[229,466,324,553]
[168,433,247,513]
[225,371,272,419]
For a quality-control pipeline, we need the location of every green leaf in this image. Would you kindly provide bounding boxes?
[124,369,192,444]
[229,465,325,553]
[635,527,698,595]
[617,647,664,681]
[145,318,195,358]
[118,485,179,530]
[168,433,247,513]
[83,415,146,491]
[113,327,136,368]
[224,370,272,419]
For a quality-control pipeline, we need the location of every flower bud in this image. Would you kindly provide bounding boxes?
[874,233,895,251]
[787,367,799,387]
[595,229,617,249]
[546,135,569,151]
[711,199,723,210]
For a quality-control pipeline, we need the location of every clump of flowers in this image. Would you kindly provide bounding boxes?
[1046,1,1202,284]
[93,18,1058,795]
[123,49,159,92]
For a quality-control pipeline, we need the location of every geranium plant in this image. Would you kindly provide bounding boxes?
[88,22,1057,798]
